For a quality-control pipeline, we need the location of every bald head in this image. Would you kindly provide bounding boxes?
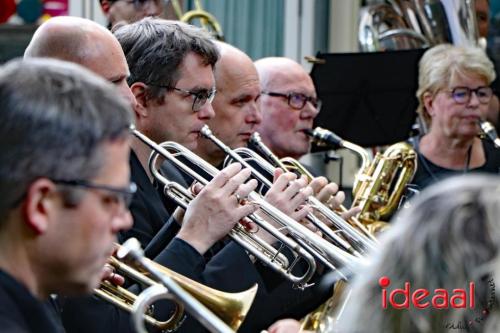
[25,16,135,107]
[254,57,319,159]
[194,41,262,165]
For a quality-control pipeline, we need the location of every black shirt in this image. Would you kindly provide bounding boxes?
[411,138,500,190]
[0,269,64,333]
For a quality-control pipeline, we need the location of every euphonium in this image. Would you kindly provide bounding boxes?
[351,141,417,233]
[172,0,224,41]
[306,127,417,234]
[132,126,318,288]
[94,241,257,332]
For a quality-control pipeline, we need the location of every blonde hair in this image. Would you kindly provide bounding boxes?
[416,44,495,127]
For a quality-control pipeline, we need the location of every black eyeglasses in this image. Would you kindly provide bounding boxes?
[148,83,217,112]
[53,179,137,210]
[447,86,493,105]
[261,91,322,111]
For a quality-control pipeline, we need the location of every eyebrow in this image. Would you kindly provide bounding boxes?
[107,73,129,84]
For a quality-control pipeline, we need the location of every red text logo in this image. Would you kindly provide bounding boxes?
[379,276,475,309]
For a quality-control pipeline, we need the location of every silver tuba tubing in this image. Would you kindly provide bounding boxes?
[200,125,377,255]
[131,127,317,287]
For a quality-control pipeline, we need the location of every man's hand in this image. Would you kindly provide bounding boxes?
[264,168,313,222]
[266,318,303,333]
[176,163,258,255]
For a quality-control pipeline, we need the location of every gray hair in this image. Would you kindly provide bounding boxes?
[113,18,219,102]
[337,174,500,333]
[0,58,133,223]
[416,44,495,128]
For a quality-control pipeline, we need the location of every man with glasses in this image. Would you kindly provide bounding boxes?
[0,57,133,332]
[25,16,262,333]
[255,57,322,161]
[99,0,164,29]
[411,44,500,189]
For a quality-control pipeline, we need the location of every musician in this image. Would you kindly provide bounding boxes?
[99,0,164,29]
[0,58,133,332]
[254,56,347,209]
[411,44,500,190]
[26,16,261,333]
[193,41,313,224]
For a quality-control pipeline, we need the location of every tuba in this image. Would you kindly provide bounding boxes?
[359,0,481,52]
[172,0,224,41]
[94,240,257,332]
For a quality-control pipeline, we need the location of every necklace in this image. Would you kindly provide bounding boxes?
[417,141,473,182]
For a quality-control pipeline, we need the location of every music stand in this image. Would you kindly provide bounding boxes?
[310,48,426,148]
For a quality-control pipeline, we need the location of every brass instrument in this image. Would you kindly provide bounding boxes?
[199,125,369,274]
[351,142,417,233]
[359,0,481,52]
[94,241,257,332]
[250,132,376,244]
[306,127,417,234]
[479,120,500,149]
[172,0,224,41]
[117,238,246,333]
[132,126,319,288]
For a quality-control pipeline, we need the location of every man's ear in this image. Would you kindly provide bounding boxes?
[100,0,111,14]
[130,82,151,119]
[22,179,58,235]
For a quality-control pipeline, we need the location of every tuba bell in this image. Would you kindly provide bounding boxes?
[359,0,481,52]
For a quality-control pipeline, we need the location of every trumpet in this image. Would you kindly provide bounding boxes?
[250,132,377,243]
[132,126,318,288]
[94,241,257,332]
[203,127,377,255]
[199,125,368,273]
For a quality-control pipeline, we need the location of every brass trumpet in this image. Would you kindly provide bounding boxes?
[199,126,366,274]
[132,126,318,288]
[94,240,257,332]
[250,132,376,243]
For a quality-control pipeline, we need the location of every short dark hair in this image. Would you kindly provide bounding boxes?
[113,18,220,102]
[0,58,133,223]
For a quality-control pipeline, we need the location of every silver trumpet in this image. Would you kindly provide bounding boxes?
[131,126,317,288]
[199,125,367,273]
[118,238,235,333]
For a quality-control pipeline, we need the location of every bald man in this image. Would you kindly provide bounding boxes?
[255,57,321,161]
[24,17,268,333]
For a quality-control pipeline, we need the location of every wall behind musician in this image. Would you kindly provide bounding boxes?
[410,44,500,190]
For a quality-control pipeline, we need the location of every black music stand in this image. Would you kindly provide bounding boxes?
[310,48,426,148]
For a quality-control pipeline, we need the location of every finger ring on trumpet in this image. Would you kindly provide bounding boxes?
[234,193,242,204]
